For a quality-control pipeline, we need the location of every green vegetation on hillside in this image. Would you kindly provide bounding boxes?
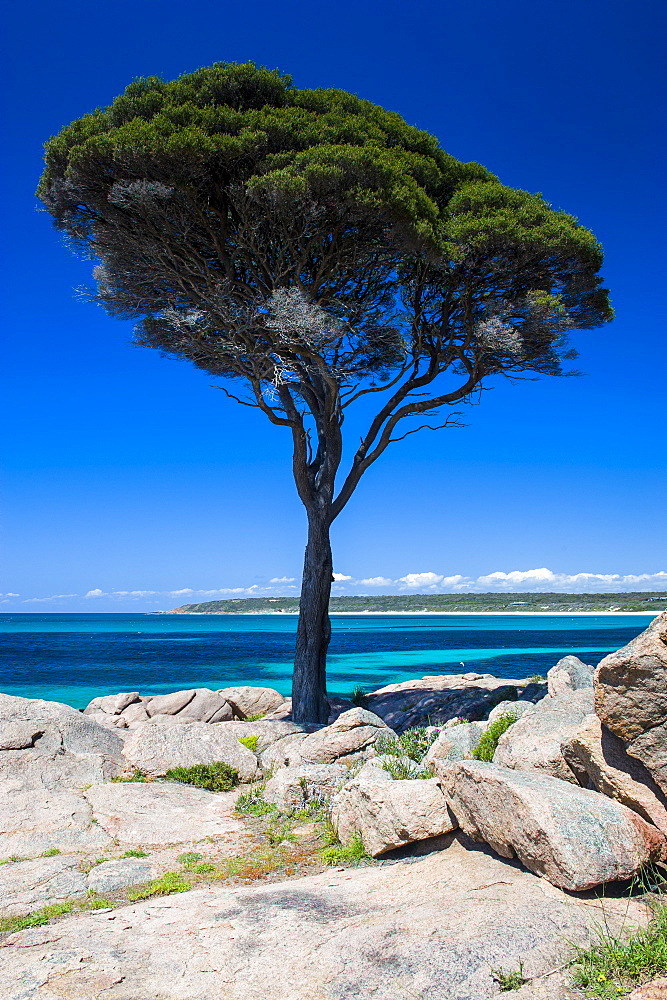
[159,592,666,615]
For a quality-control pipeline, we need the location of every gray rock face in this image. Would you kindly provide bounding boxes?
[0,693,124,758]
[0,855,87,917]
[84,782,245,845]
[562,715,667,834]
[263,764,350,813]
[443,760,666,890]
[331,776,457,856]
[0,837,649,1000]
[0,721,43,751]
[365,673,526,732]
[547,655,594,697]
[217,685,287,719]
[260,732,309,770]
[494,689,594,783]
[0,751,116,856]
[595,612,667,793]
[214,720,303,753]
[487,700,534,725]
[121,719,259,780]
[423,722,486,766]
[298,708,395,765]
[86,857,155,894]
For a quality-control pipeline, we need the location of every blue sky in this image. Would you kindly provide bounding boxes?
[1,0,665,611]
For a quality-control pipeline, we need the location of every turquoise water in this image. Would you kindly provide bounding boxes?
[0,612,656,709]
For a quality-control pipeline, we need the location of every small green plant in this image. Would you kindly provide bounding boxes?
[571,902,667,996]
[529,674,545,683]
[92,857,108,866]
[490,961,527,990]
[380,758,434,780]
[111,770,151,783]
[265,819,297,845]
[244,712,265,722]
[177,852,203,866]
[0,901,74,934]
[164,762,240,792]
[472,712,519,762]
[235,787,278,817]
[127,871,190,900]
[40,848,61,857]
[120,849,149,858]
[376,726,439,763]
[89,898,114,910]
[238,735,259,752]
[321,831,373,866]
[7,855,27,863]
[192,862,217,874]
[350,685,367,707]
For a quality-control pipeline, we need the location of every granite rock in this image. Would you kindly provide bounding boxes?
[263,764,350,812]
[217,685,287,720]
[121,719,259,780]
[547,655,594,697]
[298,707,395,765]
[423,722,486,766]
[0,855,87,917]
[443,760,666,890]
[86,857,155,894]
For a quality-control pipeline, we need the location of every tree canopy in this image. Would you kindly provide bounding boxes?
[39,62,613,722]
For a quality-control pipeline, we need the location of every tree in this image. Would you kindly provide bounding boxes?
[38,62,612,724]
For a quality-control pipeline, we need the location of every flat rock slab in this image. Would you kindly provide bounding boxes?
[86,858,156,894]
[84,782,245,845]
[0,856,87,917]
[0,837,647,1000]
[121,720,259,780]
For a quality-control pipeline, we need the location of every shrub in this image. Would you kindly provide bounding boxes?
[320,831,373,866]
[472,713,519,762]
[238,735,259,752]
[127,871,190,900]
[376,726,439,763]
[380,758,434,780]
[350,685,367,707]
[235,787,278,817]
[164,762,239,792]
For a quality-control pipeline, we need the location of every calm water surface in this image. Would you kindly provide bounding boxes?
[0,612,656,708]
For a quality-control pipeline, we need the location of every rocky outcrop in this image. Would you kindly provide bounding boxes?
[561,715,667,834]
[331,776,456,855]
[85,688,233,728]
[0,855,88,917]
[121,719,259,780]
[494,689,594,783]
[626,980,667,999]
[595,612,667,793]
[443,760,666,891]
[263,764,350,813]
[0,837,649,1000]
[84,782,245,844]
[0,693,124,757]
[298,708,396,765]
[547,655,594,697]
[423,722,486,767]
[217,685,287,719]
[365,673,534,731]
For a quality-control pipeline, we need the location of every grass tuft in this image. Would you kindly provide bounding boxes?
[238,735,259,752]
[490,961,527,990]
[127,871,190,900]
[40,848,61,857]
[319,824,373,866]
[236,786,278,817]
[350,685,367,707]
[0,901,74,934]
[244,712,265,722]
[120,849,149,858]
[164,761,239,792]
[472,712,519,762]
[375,727,439,763]
[111,770,151,783]
[572,902,667,997]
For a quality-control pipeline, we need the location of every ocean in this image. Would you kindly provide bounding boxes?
[0,612,656,710]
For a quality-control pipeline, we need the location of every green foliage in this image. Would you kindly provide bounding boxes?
[472,713,519,762]
[192,863,217,875]
[235,786,278,817]
[380,758,434,780]
[376,726,439,763]
[177,852,202,866]
[244,713,265,722]
[238,735,259,752]
[0,901,74,934]
[120,849,149,858]
[490,961,527,991]
[111,770,150,783]
[127,871,190,900]
[40,848,61,857]
[350,685,367,707]
[164,762,240,792]
[320,831,373,866]
[529,674,546,683]
[89,898,114,910]
[572,903,667,996]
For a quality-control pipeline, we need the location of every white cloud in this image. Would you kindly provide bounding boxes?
[473,569,667,593]
[333,573,352,581]
[0,593,19,597]
[23,594,78,603]
[84,589,106,598]
[398,572,444,588]
[270,577,296,583]
[359,576,394,586]
[477,568,556,587]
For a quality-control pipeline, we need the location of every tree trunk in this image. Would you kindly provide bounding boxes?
[292,510,333,725]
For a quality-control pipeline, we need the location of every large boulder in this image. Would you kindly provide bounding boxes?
[260,732,310,771]
[263,764,350,813]
[146,688,233,723]
[121,719,259,780]
[422,722,486,767]
[365,673,530,732]
[331,776,456,856]
[547,655,594,697]
[594,612,667,793]
[494,689,594,783]
[0,693,124,757]
[561,715,667,834]
[442,760,666,891]
[0,855,87,917]
[84,782,245,845]
[298,708,396,765]
[218,686,288,720]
